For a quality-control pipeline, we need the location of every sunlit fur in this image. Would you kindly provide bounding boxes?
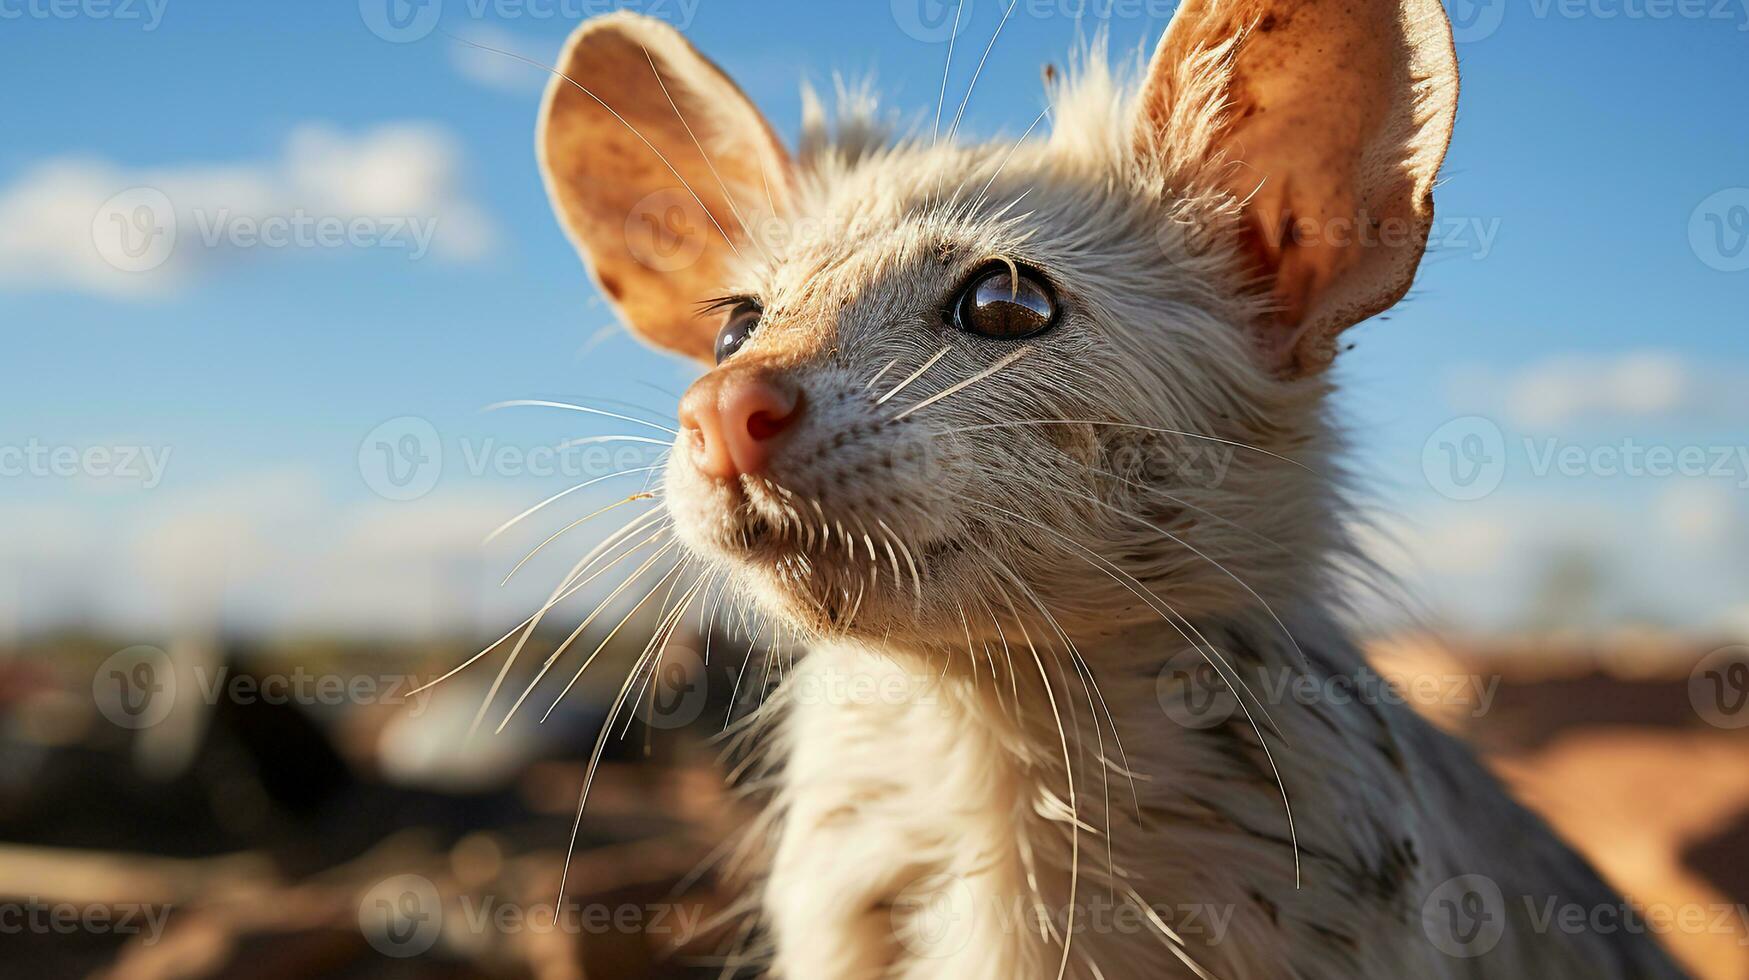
[521,12,1693,978]
[668,59,1340,651]
[647,49,1690,980]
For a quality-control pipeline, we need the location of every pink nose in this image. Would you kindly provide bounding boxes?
[678,370,803,480]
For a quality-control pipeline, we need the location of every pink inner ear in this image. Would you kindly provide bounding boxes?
[539,13,793,364]
[1133,0,1459,377]
[1228,181,1366,373]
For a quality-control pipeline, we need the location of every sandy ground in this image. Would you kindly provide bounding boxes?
[1374,634,1749,979]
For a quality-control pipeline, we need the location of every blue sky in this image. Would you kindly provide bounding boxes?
[2,0,1746,638]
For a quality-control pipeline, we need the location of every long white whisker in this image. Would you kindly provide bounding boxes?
[875,345,952,406]
[1021,610,1080,980]
[485,399,678,435]
[891,345,1034,421]
[554,620,672,906]
[501,492,658,585]
[621,572,710,738]
[978,592,1023,722]
[553,434,672,450]
[939,419,1314,473]
[945,0,1020,145]
[470,519,674,734]
[1122,883,1220,980]
[998,568,1124,884]
[979,500,1282,735]
[962,101,1052,212]
[876,517,924,616]
[554,394,679,424]
[723,620,766,732]
[1016,570,1142,825]
[411,518,668,697]
[616,564,701,737]
[981,501,1301,887]
[538,553,689,728]
[640,45,768,261]
[1070,488,1310,670]
[501,543,681,729]
[932,0,968,147]
[1086,463,1291,556]
[863,355,904,391]
[485,465,665,543]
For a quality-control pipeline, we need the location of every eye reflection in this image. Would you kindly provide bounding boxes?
[955,265,1056,339]
[715,302,762,363]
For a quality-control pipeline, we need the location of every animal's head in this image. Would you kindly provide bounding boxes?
[538,1,1456,653]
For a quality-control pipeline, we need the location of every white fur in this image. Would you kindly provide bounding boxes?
[535,11,1690,979]
[674,85,1685,978]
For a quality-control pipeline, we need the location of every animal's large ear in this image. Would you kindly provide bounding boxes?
[1136,0,1458,375]
[539,13,791,362]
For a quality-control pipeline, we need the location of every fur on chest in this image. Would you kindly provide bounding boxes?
[756,629,1441,980]
[749,629,1687,980]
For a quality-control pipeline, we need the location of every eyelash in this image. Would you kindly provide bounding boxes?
[939,260,1056,317]
[698,295,759,316]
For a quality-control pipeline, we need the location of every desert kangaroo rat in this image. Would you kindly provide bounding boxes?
[530,2,1692,977]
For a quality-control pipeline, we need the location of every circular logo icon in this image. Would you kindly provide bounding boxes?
[359,416,443,501]
[624,188,712,273]
[1688,188,1749,273]
[1691,645,1749,730]
[892,0,976,43]
[91,187,176,274]
[1447,0,1507,43]
[92,645,176,730]
[1421,874,1505,959]
[910,436,960,491]
[359,0,443,43]
[646,645,709,730]
[359,874,443,957]
[1422,416,1507,502]
[891,873,976,959]
[1155,648,1239,730]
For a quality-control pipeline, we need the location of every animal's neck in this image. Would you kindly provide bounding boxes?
[763,615,1324,980]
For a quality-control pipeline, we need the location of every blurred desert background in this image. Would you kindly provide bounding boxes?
[4,1,1745,978]
[3,625,1747,978]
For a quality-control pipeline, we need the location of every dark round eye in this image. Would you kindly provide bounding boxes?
[714,302,762,363]
[954,264,1056,339]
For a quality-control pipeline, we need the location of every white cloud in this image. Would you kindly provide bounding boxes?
[118,475,533,636]
[126,467,326,597]
[0,122,496,299]
[1367,488,1749,634]
[1447,350,1747,431]
[6,472,1743,641]
[1506,350,1687,429]
[0,463,671,642]
[448,26,553,94]
[1715,604,1749,642]
[1653,480,1740,548]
